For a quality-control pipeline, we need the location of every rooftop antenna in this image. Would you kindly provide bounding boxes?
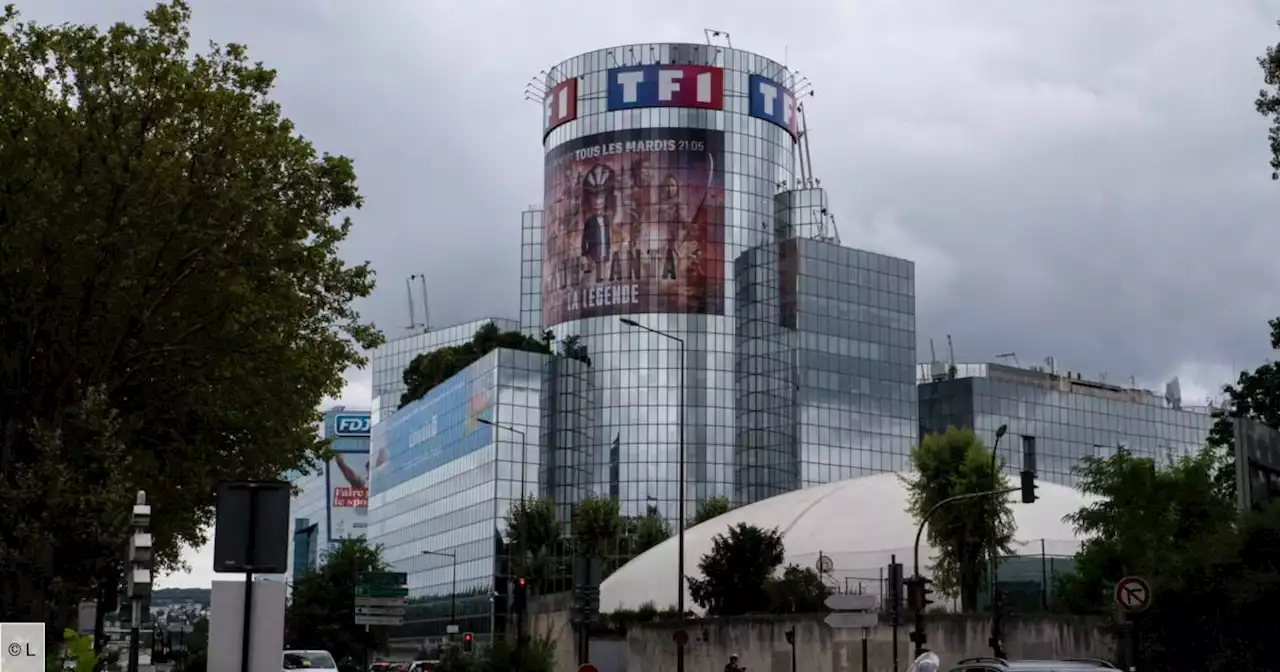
[704,29,732,48]
[995,352,1020,368]
[404,276,418,331]
[947,334,958,379]
[797,103,816,183]
[418,273,431,331]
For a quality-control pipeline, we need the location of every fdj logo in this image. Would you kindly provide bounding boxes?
[334,414,370,436]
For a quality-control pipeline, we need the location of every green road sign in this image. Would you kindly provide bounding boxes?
[359,572,408,587]
[356,586,409,598]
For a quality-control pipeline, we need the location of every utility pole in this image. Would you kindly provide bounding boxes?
[127,491,153,672]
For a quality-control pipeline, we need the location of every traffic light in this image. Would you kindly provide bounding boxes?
[1020,470,1038,503]
[462,633,473,652]
[906,575,935,613]
[512,577,528,614]
[784,628,795,645]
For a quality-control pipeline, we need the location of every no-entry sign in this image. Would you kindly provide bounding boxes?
[1114,575,1152,614]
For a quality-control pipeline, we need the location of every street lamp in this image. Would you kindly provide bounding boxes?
[988,423,1009,658]
[477,417,529,501]
[619,317,687,672]
[422,549,458,632]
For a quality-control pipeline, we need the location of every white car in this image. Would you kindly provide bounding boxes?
[282,649,340,671]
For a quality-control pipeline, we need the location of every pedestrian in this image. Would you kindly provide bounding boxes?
[725,653,745,672]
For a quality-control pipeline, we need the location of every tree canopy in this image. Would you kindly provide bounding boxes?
[690,495,734,527]
[0,1,379,629]
[400,324,552,407]
[904,427,1014,611]
[765,564,831,614]
[686,522,785,616]
[1055,446,1280,669]
[1206,317,1280,501]
[285,540,391,665]
[1257,22,1280,179]
[504,496,562,588]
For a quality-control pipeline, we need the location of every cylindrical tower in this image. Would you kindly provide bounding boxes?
[538,43,800,522]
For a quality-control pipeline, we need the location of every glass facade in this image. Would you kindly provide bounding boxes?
[918,362,1213,487]
[520,209,543,337]
[734,236,917,504]
[371,318,521,424]
[365,348,556,643]
[538,44,797,523]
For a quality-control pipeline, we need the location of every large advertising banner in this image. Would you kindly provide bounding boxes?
[541,128,726,326]
[369,363,497,495]
[327,450,369,541]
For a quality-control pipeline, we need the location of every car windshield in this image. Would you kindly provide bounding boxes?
[284,652,337,669]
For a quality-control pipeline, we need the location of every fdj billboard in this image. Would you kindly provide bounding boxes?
[333,413,370,437]
[541,128,726,326]
[369,364,497,494]
[327,451,368,542]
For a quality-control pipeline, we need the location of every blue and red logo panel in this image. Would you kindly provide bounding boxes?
[544,77,578,136]
[748,74,797,139]
[606,65,724,111]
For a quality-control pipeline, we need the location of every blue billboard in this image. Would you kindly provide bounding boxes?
[369,363,496,494]
[333,413,371,437]
[748,74,797,139]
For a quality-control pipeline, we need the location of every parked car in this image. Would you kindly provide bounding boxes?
[282,649,340,671]
[947,656,1118,672]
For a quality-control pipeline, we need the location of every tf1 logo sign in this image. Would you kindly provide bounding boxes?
[544,77,577,136]
[748,74,797,139]
[607,65,724,111]
[334,413,370,437]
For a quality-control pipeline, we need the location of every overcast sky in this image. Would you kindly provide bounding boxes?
[21,0,1280,587]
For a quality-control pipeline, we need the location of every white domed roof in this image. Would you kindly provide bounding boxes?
[600,471,1091,612]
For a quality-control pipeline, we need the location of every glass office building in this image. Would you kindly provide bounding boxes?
[365,347,589,646]
[371,318,521,424]
[536,43,806,522]
[734,232,916,504]
[519,209,544,337]
[918,362,1213,487]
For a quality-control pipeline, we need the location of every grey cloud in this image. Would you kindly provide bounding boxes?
[20,0,1280,402]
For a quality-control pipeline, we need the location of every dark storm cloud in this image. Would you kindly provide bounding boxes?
[23,0,1280,403]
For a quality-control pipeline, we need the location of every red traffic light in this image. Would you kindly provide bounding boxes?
[463,633,473,641]
[517,577,526,586]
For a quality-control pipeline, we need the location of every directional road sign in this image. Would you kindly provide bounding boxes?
[1114,576,1152,614]
[824,611,879,629]
[354,596,407,608]
[825,594,877,612]
[356,585,409,598]
[354,615,403,626]
[360,572,408,586]
[355,606,406,617]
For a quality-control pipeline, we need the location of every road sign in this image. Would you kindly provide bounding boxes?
[825,594,877,611]
[354,596,407,607]
[816,553,834,574]
[673,629,689,646]
[579,665,599,672]
[824,611,880,629]
[446,624,460,634]
[355,606,406,617]
[359,572,408,586]
[1115,576,1152,614]
[354,615,403,626]
[356,586,409,598]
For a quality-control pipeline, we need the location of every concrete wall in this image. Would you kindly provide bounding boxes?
[621,616,1114,672]
[525,598,1114,672]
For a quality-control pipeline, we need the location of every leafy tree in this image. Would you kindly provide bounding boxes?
[687,523,785,616]
[1206,317,1280,501]
[766,564,831,614]
[626,505,672,556]
[572,496,622,557]
[1258,23,1280,180]
[504,497,562,589]
[690,495,734,527]
[285,540,390,665]
[1055,447,1236,614]
[904,427,1014,611]
[401,324,552,407]
[0,1,380,630]
[477,633,557,672]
